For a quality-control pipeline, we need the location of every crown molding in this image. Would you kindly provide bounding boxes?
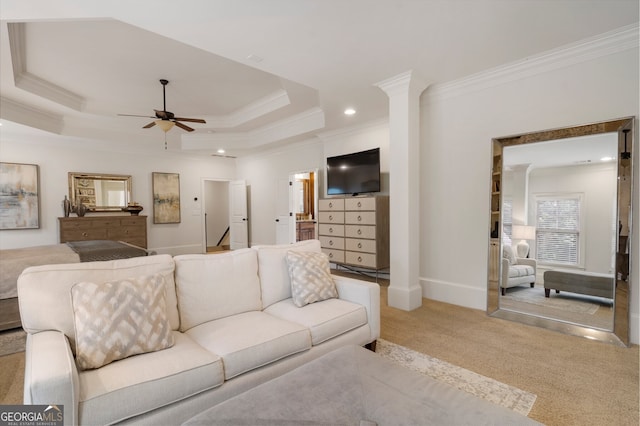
[181,107,325,152]
[317,117,389,143]
[375,70,429,97]
[8,23,85,111]
[205,89,291,128]
[427,23,639,102]
[247,107,325,147]
[0,96,64,134]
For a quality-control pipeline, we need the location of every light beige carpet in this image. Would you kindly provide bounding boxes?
[376,285,638,426]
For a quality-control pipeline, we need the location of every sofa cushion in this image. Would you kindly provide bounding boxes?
[174,249,261,331]
[265,298,368,345]
[18,254,178,353]
[509,264,535,278]
[286,250,337,307]
[78,332,224,425]
[185,311,311,380]
[254,239,322,308]
[71,273,175,370]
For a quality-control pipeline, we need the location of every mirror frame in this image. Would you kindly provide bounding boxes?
[487,117,634,347]
[68,172,132,212]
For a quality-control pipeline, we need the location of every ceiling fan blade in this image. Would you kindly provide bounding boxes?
[174,121,195,132]
[118,113,155,118]
[154,109,174,120]
[143,121,156,129]
[174,117,207,124]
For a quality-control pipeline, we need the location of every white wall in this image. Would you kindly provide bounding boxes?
[0,135,236,254]
[420,43,639,341]
[235,140,326,246]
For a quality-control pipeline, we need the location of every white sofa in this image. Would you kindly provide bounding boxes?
[17,240,380,425]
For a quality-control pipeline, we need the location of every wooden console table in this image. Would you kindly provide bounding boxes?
[59,216,147,248]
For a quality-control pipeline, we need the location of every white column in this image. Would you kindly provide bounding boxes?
[376,70,428,310]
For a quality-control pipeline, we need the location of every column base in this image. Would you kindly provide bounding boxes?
[387,284,423,311]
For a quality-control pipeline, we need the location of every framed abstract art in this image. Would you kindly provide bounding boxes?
[0,162,40,230]
[152,172,181,224]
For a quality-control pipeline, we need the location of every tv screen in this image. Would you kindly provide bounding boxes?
[326,148,381,196]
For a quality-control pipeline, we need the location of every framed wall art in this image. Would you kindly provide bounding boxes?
[0,162,40,230]
[152,172,181,224]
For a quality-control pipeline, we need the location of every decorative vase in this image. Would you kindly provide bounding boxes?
[122,203,143,216]
[62,195,71,217]
[75,203,87,217]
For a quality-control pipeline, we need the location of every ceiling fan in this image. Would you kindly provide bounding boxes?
[119,79,206,132]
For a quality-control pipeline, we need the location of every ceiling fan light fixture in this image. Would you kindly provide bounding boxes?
[155,120,175,132]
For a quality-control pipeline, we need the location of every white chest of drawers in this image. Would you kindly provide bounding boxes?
[318,195,389,270]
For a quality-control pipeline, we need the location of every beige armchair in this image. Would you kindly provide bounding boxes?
[501,245,537,295]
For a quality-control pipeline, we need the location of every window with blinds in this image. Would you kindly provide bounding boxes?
[535,195,581,265]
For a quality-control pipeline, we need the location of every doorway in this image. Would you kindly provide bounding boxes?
[203,180,230,252]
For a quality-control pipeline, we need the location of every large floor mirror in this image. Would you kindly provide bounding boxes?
[487,117,634,347]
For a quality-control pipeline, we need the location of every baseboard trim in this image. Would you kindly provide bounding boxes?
[420,278,487,311]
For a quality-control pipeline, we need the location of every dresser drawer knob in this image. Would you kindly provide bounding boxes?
[329,202,333,208]
[82,232,88,237]
[357,229,362,235]
[357,201,362,207]
[357,243,362,249]
[329,252,333,258]
[329,215,333,221]
[357,215,362,222]
[329,240,334,246]
[329,227,333,233]
[357,256,362,262]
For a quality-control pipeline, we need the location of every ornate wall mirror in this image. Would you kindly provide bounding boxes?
[487,117,634,347]
[68,172,132,212]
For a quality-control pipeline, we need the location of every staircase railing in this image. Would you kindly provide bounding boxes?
[217,226,230,247]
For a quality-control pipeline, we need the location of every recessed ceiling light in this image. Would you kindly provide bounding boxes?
[217,149,225,154]
[344,108,356,116]
[601,156,614,162]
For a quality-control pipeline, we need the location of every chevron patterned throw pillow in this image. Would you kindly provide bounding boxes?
[286,250,338,307]
[71,273,174,370]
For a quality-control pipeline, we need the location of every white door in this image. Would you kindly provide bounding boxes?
[229,180,248,249]
[275,178,293,244]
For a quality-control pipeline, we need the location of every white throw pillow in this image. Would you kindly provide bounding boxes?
[71,273,174,370]
[286,250,338,307]
[503,245,518,265]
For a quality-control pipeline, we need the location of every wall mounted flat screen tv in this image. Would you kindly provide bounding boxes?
[326,148,381,196]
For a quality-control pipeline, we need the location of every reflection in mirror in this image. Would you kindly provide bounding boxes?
[68,173,132,212]
[487,117,634,347]
[294,172,315,221]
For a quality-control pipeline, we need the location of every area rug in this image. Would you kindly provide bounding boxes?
[376,339,537,416]
[502,287,601,314]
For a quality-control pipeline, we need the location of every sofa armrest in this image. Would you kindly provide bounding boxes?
[516,258,537,271]
[501,258,510,285]
[24,331,79,426]
[332,275,380,343]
